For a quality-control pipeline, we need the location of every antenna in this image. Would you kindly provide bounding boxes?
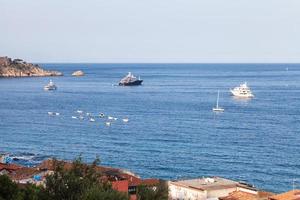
[293,179,295,193]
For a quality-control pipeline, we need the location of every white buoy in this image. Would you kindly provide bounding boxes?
[89,118,95,122]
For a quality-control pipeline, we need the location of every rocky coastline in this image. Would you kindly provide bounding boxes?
[0,56,62,77]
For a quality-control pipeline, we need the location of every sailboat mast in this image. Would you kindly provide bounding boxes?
[217,90,220,108]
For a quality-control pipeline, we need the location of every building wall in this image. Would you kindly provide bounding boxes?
[237,186,258,195]
[207,188,237,198]
[112,180,129,193]
[169,182,207,200]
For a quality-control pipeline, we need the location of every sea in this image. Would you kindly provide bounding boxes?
[0,63,300,193]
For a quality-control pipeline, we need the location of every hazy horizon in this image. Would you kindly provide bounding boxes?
[1,0,300,63]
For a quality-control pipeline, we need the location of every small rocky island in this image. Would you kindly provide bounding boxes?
[72,70,85,76]
[0,56,62,77]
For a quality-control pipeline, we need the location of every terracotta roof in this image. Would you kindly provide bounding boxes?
[0,163,22,171]
[38,159,122,175]
[220,191,257,200]
[10,167,40,180]
[141,178,160,186]
[120,173,141,187]
[269,190,300,200]
[220,191,273,200]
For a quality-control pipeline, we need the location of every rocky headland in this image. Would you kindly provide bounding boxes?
[0,56,62,77]
[72,70,85,76]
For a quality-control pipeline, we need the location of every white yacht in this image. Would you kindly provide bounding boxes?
[212,90,224,112]
[230,82,254,98]
[44,80,57,91]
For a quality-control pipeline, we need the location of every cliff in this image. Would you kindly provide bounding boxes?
[0,56,63,77]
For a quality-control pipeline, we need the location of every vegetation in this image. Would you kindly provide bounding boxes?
[136,180,169,200]
[0,156,128,200]
[0,156,168,200]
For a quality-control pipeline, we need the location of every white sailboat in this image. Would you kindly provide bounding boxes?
[213,90,224,112]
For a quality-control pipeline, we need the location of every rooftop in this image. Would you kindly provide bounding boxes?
[269,190,300,200]
[220,191,273,200]
[170,177,238,191]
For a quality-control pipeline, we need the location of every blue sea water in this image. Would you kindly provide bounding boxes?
[0,63,300,193]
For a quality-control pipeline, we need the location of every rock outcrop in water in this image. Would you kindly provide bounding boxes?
[72,70,85,76]
[0,56,62,77]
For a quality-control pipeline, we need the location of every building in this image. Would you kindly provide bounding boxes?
[110,172,161,200]
[268,190,300,200]
[0,163,22,175]
[220,190,273,200]
[169,177,260,200]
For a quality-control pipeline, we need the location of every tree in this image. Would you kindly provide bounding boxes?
[0,175,21,200]
[81,185,129,200]
[0,156,130,200]
[136,180,168,200]
[39,156,128,200]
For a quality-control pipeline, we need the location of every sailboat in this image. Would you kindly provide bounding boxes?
[213,90,224,112]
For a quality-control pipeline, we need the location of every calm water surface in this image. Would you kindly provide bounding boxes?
[0,63,300,192]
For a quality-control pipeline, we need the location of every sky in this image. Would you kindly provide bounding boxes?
[1,0,300,63]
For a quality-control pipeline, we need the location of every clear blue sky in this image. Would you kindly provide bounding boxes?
[1,0,300,63]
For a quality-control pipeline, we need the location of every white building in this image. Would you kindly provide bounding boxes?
[169,177,249,200]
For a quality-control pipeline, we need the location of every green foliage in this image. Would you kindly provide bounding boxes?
[4,157,170,200]
[137,180,169,200]
[0,174,21,200]
[82,185,129,200]
[0,156,129,200]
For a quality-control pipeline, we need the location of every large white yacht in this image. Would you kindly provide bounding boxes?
[44,79,57,91]
[230,82,254,98]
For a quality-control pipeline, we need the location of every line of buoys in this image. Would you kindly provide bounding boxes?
[48,110,129,127]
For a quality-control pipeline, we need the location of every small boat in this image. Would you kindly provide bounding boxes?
[105,122,111,126]
[89,118,95,122]
[212,90,224,112]
[119,72,143,86]
[86,113,91,116]
[113,117,118,121]
[108,116,114,120]
[44,80,57,91]
[71,116,78,119]
[230,82,254,98]
[76,110,83,114]
[99,113,105,118]
[48,112,60,116]
[122,118,129,123]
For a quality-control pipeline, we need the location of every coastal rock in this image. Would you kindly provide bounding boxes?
[72,70,85,76]
[0,56,63,77]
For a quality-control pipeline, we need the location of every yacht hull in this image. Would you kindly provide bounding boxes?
[119,80,143,86]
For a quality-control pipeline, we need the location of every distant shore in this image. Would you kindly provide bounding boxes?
[0,56,62,77]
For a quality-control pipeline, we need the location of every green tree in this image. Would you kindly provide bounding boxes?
[137,180,168,200]
[39,156,101,200]
[82,185,129,200]
[0,174,21,200]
